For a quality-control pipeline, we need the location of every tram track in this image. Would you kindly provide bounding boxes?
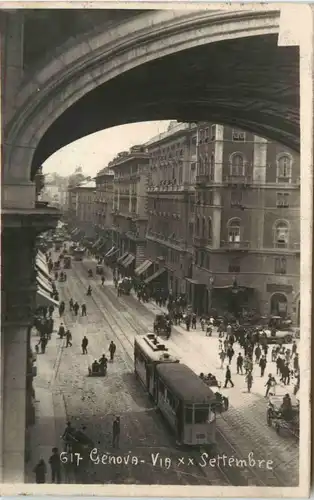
[70,260,273,487]
[68,260,234,486]
[53,252,294,487]
[77,259,297,487]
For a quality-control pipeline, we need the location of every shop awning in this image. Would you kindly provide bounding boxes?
[122,254,135,268]
[36,272,53,295]
[36,289,59,308]
[144,268,166,285]
[37,249,47,264]
[97,241,107,253]
[92,237,103,249]
[185,278,205,286]
[105,246,116,258]
[36,255,52,282]
[110,249,119,259]
[135,260,152,276]
[117,252,129,264]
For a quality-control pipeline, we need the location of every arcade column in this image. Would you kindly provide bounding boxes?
[1,226,37,483]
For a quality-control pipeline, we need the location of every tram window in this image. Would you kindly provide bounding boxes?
[194,405,209,424]
[185,406,193,424]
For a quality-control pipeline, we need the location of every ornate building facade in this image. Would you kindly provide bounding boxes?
[110,145,149,272]
[94,168,114,252]
[190,123,300,321]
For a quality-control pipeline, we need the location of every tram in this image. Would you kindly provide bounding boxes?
[156,363,216,446]
[73,247,85,261]
[134,335,216,446]
[134,334,179,398]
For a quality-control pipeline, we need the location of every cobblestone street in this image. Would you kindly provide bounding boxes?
[31,255,299,486]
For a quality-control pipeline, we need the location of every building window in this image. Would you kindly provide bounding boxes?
[204,128,209,142]
[208,218,212,241]
[228,259,241,273]
[230,153,244,177]
[232,129,246,142]
[205,253,210,269]
[227,218,241,243]
[179,166,183,184]
[200,251,204,268]
[276,154,292,183]
[274,220,289,248]
[196,216,200,235]
[231,189,243,206]
[210,125,216,141]
[202,216,206,238]
[275,257,287,274]
[189,222,194,239]
[276,192,290,207]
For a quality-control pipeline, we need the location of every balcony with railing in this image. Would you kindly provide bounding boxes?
[221,240,251,251]
[146,230,186,250]
[195,173,216,185]
[193,236,211,247]
[223,174,252,186]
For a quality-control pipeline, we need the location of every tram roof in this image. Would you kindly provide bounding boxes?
[135,335,179,363]
[156,363,215,404]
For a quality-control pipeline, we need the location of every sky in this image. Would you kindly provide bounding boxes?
[43,120,171,178]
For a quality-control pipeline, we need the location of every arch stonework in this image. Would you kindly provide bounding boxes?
[4,7,287,181]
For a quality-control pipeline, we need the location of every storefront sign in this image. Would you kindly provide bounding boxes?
[266,284,293,294]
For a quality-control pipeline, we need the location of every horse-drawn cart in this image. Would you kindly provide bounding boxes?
[267,394,299,438]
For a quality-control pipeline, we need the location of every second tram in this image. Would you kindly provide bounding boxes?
[134,335,216,446]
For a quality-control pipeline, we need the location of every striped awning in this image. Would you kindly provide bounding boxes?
[122,254,135,268]
[92,237,103,249]
[117,252,129,264]
[144,268,166,285]
[36,271,53,295]
[36,289,59,308]
[36,254,52,282]
[105,246,116,258]
[135,259,152,276]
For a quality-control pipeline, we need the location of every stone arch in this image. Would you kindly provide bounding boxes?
[4,7,293,181]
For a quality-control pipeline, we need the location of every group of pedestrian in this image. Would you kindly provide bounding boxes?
[68,298,87,316]
[217,325,299,396]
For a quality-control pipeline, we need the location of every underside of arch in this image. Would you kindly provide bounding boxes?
[30,33,299,177]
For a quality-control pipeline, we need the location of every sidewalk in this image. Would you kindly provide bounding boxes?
[127,291,299,404]
[25,313,67,483]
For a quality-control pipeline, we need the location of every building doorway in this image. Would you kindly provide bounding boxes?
[270,293,288,317]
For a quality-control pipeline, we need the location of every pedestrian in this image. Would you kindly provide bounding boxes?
[200,318,206,331]
[271,346,277,362]
[246,370,253,393]
[112,416,120,448]
[276,355,283,375]
[281,363,291,385]
[236,353,244,374]
[226,346,234,365]
[293,353,299,373]
[185,316,191,331]
[109,341,116,361]
[82,336,88,354]
[81,303,87,316]
[49,447,61,484]
[65,330,72,348]
[73,301,79,316]
[265,373,276,397]
[219,350,226,369]
[101,276,105,285]
[191,313,197,330]
[254,344,262,364]
[292,341,297,356]
[69,298,74,311]
[226,323,232,337]
[59,301,65,317]
[40,336,47,354]
[33,458,47,484]
[58,323,65,339]
[259,355,267,377]
[224,365,234,388]
[48,305,54,318]
[262,343,268,359]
